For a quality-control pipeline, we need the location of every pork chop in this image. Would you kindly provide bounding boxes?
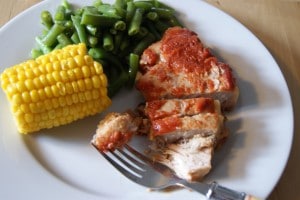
[136,27,239,110]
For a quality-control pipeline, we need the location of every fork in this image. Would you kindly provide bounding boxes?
[93,144,260,200]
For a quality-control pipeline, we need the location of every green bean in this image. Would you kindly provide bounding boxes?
[145,20,161,39]
[126,1,136,23]
[63,20,72,28]
[31,49,43,59]
[93,0,103,8]
[42,23,65,46]
[114,6,126,18]
[133,32,156,55]
[88,48,123,70]
[86,24,97,36]
[128,8,144,36]
[81,10,119,26]
[108,70,129,97]
[57,33,72,46]
[133,1,153,11]
[88,35,98,47]
[114,0,126,9]
[98,4,122,18]
[41,29,49,38]
[151,7,174,19]
[113,0,127,19]
[120,36,130,51]
[74,8,83,16]
[114,20,126,31]
[35,37,52,54]
[71,15,87,44]
[97,59,109,69]
[155,1,175,11]
[113,32,123,53]
[54,5,66,21]
[154,19,169,33]
[54,43,64,50]
[134,26,149,40]
[128,53,139,86]
[61,0,72,10]
[71,32,80,44]
[89,48,128,96]
[146,11,158,21]
[167,15,183,27]
[41,10,53,30]
[103,31,114,51]
[109,28,118,35]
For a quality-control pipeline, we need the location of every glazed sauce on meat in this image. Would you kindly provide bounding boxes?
[160,27,211,73]
[136,27,236,101]
[96,131,133,152]
[152,116,181,135]
[145,98,217,121]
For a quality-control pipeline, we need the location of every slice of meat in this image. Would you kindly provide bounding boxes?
[136,27,239,110]
[152,134,215,181]
[145,97,221,121]
[144,97,224,143]
[91,112,141,152]
[151,113,224,143]
[145,97,226,181]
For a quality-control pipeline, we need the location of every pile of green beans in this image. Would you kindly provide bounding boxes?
[31,0,182,97]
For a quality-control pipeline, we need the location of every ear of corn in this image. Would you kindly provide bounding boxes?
[0,43,111,134]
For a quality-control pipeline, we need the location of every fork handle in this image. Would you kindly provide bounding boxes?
[207,182,262,200]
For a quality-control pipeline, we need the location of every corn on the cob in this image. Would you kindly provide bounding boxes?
[0,43,111,134]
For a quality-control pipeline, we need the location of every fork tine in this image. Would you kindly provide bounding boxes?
[124,144,154,165]
[124,144,177,178]
[117,148,149,169]
[111,150,144,175]
[100,151,142,182]
[92,144,142,181]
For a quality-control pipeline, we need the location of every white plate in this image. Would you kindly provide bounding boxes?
[0,0,294,199]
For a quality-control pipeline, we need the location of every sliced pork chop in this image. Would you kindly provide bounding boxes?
[136,27,239,110]
[145,97,221,121]
[144,97,224,143]
[145,97,226,180]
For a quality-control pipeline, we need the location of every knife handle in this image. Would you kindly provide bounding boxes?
[207,182,262,200]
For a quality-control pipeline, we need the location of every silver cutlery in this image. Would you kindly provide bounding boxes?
[93,144,260,200]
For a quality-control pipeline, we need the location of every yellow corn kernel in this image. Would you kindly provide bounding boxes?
[67,70,76,81]
[67,57,77,69]
[22,91,31,103]
[74,68,83,79]
[82,65,91,78]
[84,78,93,90]
[60,70,69,82]
[92,75,101,88]
[53,61,62,71]
[100,74,108,86]
[93,62,103,74]
[0,43,111,134]
[33,77,43,89]
[44,86,53,98]
[17,71,26,81]
[72,93,79,104]
[39,74,48,86]
[30,90,40,102]
[77,79,85,92]
[38,89,46,101]
[92,89,100,100]
[45,63,53,73]
[24,79,34,90]
[74,55,85,66]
